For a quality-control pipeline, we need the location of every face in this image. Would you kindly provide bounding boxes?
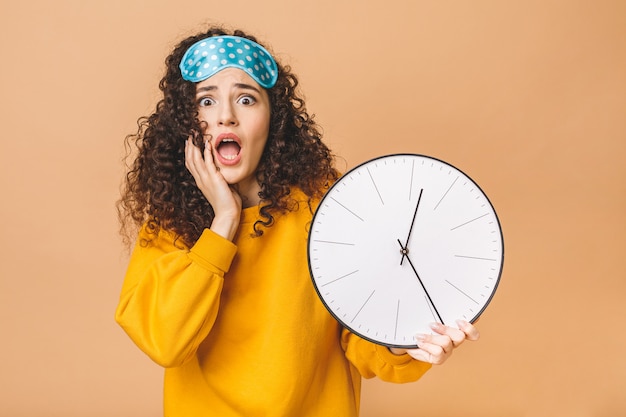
[195,67,271,199]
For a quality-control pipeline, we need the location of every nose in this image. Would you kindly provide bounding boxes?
[217,101,238,126]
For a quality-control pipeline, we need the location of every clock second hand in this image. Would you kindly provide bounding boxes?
[401,188,423,266]
[396,239,444,325]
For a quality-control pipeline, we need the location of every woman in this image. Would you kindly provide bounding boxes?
[115,25,479,416]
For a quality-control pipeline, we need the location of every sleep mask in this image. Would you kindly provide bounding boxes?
[179,35,278,88]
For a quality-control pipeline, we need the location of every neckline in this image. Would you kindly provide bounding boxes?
[240,204,261,225]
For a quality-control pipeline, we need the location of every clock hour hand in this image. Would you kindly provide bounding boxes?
[400,188,423,265]
[397,239,444,324]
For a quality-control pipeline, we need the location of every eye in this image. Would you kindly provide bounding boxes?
[237,95,256,106]
[198,97,215,107]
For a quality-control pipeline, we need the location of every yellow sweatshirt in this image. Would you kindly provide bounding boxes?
[115,191,431,416]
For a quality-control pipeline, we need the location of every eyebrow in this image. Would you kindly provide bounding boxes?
[196,82,262,95]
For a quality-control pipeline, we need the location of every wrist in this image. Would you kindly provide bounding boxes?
[210,213,240,241]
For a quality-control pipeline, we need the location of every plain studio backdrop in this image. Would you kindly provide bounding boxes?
[0,1,624,416]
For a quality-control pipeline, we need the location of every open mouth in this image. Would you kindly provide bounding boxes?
[216,137,241,161]
[215,134,241,165]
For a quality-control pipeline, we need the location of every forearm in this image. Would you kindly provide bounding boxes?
[115,228,237,367]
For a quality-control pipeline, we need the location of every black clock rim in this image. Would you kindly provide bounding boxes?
[307,153,505,348]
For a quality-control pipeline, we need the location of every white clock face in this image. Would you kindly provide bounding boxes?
[308,154,504,348]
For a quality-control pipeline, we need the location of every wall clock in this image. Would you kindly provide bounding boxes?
[307,154,504,348]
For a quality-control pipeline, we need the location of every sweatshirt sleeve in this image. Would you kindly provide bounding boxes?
[115,225,237,368]
[341,328,431,383]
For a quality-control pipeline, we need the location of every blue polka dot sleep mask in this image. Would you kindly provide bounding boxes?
[179,35,278,88]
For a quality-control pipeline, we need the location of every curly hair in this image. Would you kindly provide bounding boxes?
[118,25,339,247]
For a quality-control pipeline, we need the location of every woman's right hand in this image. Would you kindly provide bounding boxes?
[185,138,242,241]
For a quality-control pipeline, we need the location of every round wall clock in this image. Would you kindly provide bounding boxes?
[307,154,504,348]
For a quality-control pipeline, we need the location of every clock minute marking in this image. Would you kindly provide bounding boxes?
[434,176,458,211]
[321,269,359,287]
[312,239,355,246]
[454,254,498,262]
[408,159,415,200]
[445,279,479,304]
[450,212,490,231]
[351,290,376,323]
[329,197,364,222]
[366,167,385,205]
[394,299,400,341]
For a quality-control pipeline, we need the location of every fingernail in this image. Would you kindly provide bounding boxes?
[415,334,427,344]
[430,322,444,331]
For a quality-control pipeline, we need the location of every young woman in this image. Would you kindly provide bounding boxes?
[115,25,479,416]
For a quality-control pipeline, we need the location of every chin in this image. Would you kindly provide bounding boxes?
[219,168,246,186]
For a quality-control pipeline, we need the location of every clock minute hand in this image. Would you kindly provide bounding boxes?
[400,188,423,265]
[397,239,444,324]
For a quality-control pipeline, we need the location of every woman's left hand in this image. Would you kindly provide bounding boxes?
[390,320,480,365]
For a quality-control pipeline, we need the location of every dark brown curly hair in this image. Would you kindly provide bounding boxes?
[118,25,339,247]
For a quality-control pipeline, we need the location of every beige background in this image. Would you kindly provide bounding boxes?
[1,0,624,416]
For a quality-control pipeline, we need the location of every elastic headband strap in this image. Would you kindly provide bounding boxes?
[179,35,278,88]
